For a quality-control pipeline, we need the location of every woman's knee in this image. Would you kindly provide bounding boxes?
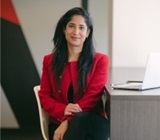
[71,112,90,122]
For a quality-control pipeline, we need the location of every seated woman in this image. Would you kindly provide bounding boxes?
[39,7,110,140]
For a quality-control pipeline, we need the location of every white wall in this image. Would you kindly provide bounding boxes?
[112,0,160,67]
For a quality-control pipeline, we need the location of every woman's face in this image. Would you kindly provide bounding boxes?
[64,15,90,49]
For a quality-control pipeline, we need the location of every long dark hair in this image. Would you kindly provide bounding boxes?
[52,7,95,98]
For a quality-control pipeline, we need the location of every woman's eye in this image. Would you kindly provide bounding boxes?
[69,25,74,28]
[80,26,86,30]
[80,27,84,30]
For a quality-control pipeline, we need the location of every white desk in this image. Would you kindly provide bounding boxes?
[108,68,160,140]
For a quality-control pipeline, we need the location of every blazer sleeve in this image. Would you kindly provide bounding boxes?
[38,55,67,123]
[77,54,109,111]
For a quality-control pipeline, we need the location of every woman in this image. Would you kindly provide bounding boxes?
[39,7,110,140]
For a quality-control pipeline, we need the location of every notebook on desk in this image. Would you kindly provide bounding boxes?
[110,52,160,90]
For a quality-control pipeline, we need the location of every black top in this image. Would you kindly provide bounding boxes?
[67,82,74,103]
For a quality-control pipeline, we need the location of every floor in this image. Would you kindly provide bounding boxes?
[1,127,43,140]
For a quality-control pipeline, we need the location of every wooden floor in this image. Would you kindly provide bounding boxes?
[1,127,43,140]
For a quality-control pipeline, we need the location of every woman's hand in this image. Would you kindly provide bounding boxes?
[53,104,82,139]
[53,120,68,140]
[64,103,82,115]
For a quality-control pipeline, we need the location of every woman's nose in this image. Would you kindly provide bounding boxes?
[73,27,79,34]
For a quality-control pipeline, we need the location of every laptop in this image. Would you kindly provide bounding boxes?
[110,52,160,90]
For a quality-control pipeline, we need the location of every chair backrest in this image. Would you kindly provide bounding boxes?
[33,85,49,140]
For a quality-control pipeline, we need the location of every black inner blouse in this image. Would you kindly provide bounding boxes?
[67,82,74,103]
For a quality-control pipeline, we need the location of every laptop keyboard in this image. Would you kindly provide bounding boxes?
[115,83,142,88]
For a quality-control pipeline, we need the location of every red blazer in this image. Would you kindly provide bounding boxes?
[39,52,109,124]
